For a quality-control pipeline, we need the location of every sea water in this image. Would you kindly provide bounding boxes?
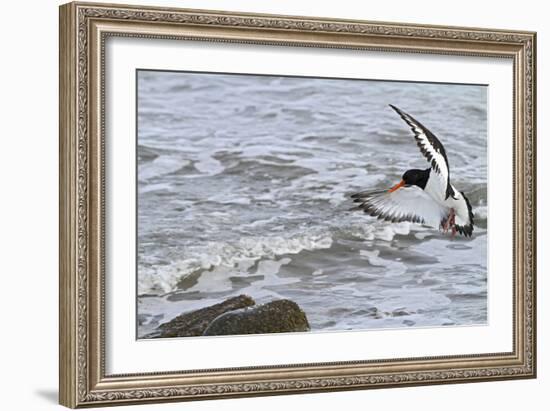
[136,70,487,337]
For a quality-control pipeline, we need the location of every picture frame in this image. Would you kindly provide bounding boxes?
[59,1,536,408]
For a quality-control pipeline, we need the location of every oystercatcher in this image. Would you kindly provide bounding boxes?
[351,105,474,237]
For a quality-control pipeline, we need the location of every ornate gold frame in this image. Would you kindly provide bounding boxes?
[59,1,536,408]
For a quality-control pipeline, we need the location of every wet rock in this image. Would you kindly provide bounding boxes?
[203,299,310,336]
[147,294,255,338]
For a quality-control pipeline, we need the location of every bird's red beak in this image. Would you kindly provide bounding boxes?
[388,180,405,193]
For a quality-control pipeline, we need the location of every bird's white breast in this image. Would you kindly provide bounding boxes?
[424,172,447,205]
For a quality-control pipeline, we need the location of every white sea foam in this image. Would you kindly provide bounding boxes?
[194,153,225,175]
[343,220,418,242]
[138,156,188,182]
[137,233,333,295]
[359,249,408,276]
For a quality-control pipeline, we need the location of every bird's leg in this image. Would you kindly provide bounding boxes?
[442,214,449,232]
[443,208,456,234]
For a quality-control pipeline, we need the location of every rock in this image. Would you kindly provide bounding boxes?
[147,294,255,338]
[203,299,310,336]
[145,295,311,338]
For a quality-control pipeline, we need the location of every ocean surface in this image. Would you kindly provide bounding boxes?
[136,70,488,338]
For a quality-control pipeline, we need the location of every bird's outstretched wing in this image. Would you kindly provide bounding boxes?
[351,185,448,229]
[389,104,454,200]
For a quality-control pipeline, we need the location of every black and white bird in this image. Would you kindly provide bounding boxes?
[351,105,474,237]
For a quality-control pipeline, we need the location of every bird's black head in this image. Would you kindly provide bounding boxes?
[402,168,430,189]
[388,168,430,193]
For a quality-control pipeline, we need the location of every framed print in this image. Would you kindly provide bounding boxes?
[59,1,537,408]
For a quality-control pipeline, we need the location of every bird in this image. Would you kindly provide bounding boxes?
[351,104,474,237]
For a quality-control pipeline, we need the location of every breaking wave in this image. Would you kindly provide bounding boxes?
[138,232,333,295]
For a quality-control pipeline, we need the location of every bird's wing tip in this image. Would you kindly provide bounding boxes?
[388,104,407,117]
